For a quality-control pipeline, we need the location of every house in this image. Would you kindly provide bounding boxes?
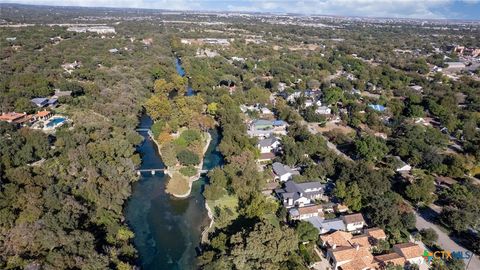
[31,98,57,108]
[315,106,332,115]
[289,204,323,220]
[364,227,387,246]
[260,107,273,115]
[368,104,386,112]
[54,89,72,98]
[0,112,27,123]
[35,110,52,121]
[342,213,366,232]
[257,137,281,154]
[322,202,335,213]
[109,48,119,53]
[392,243,425,266]
[445,62,466,70]
[308,217,346,234]
[262,181,279,196]
[275,180,324,208]
[327,244,374,270]
[320,229,421,270]
[394,156,412,173]
[334,204,349,213]
[248,119,287,138]
[410,85,423,92]
[31,98,49,108]
[272,162,300,182]
[6,37,17,42]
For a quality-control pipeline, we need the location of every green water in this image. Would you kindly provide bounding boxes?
[125,115,222,269]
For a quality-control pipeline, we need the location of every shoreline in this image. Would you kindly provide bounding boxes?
[152,130,212,198]
[201,200,214,243]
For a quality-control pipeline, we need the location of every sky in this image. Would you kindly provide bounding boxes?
[1,0,480,20]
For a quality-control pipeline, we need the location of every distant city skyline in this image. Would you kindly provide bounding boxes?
[1,0,480,20]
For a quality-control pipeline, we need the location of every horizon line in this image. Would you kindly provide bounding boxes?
[1,2,480,22]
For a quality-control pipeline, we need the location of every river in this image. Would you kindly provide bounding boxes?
[125,115,222,269]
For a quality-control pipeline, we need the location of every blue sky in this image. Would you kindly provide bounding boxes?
[2,0,479,20]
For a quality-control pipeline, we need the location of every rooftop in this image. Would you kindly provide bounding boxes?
[343,213,365,224]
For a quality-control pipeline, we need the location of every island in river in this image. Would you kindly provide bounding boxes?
[125,115,223,269]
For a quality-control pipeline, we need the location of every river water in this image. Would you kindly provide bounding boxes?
[125,116,222,269]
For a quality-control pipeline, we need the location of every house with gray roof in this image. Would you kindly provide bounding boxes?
[275,180,325,208]
[247,119,288,138]
[257,137,280,154]
[306,216,346,234]
[272,162,299,182]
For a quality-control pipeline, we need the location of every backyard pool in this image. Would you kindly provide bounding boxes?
[45,117,66,128]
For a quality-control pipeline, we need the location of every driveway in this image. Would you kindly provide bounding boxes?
[415,209,480,270]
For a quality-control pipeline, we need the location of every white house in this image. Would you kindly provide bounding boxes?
[275,180,325,208]
[394,156,412,173]
[272,162,299,182]
[257,137,281,154]
[342,213,366,233]
[289,205,323,220]
[316,106,332,115]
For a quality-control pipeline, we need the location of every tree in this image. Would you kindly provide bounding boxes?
[207,102,218,115]
[419,228,438,246]
[176,149,200,165]
[334,181,347,200]
[295,221,319,242]
[144,94,172,121]
[323,87,344,105]
[344,183,362,211]
[355,135,388,161]
[405,173,436,205]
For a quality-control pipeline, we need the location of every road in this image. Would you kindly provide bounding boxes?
[304,121,354,162]
[415,209,480,270]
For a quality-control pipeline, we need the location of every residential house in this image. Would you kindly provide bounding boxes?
[289,204,323,220]
[322,202,335,213]
[275,180,324,208]
[368,104,386,112]
[109,48,119,53]
[445,62,466,70]
[315,106,332,115]
[35,110,52,121]
[410,85,423,93]
[258,137,281,154]
[247,119,287,138]
[308,217,346,234]
[31,98,57,108]
[394,156,412,173]
[342,213,366,232]
[334,204,349,213]
[364,227,387,245]
[373,253,406,269]
[0,112,27,123]
[392,243,425,266]
[272,162,300,182]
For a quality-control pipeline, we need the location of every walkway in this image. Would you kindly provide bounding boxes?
[415,208,480,270]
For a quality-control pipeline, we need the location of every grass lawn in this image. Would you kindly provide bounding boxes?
[166,172,190,196]
[207,194,239,230]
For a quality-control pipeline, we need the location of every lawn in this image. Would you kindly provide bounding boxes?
[166,172,190,196]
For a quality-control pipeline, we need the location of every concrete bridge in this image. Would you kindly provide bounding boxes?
[136,168,209,176]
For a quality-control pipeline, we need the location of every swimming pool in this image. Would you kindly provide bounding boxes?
[45,117,66,128]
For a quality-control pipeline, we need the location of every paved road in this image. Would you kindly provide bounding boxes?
[415,210,480,270]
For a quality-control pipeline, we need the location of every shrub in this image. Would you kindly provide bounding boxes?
[180,165,197,177]
[160,143,177,167]
[420,228,438,246]
[177,149,200,165]
[180,129,202,145]
[151,121,164,138]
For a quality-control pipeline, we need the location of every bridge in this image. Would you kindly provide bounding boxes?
[136,168,209,176]
[136,128,150,132]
